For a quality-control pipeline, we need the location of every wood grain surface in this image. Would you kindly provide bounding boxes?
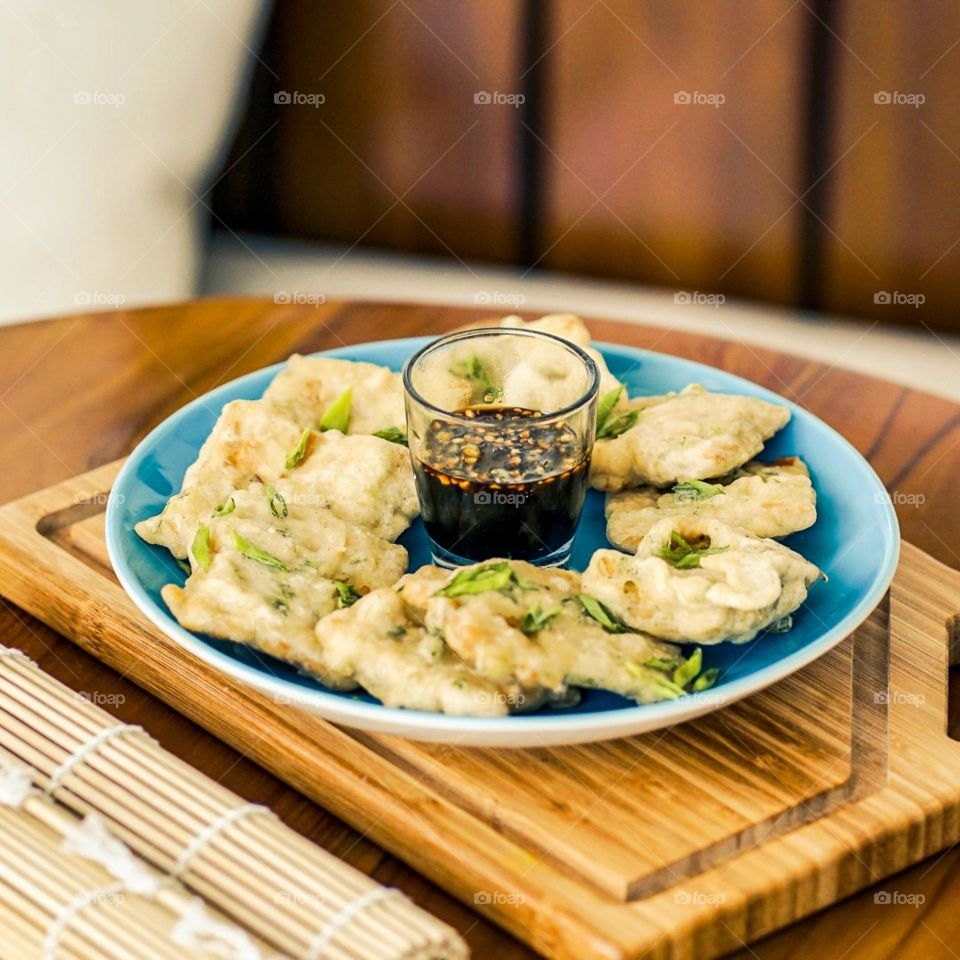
[541,0,807,304]
[1,298,959,959]
[213,2,960,329]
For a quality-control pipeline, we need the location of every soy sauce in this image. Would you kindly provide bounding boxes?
[413,406,590,564]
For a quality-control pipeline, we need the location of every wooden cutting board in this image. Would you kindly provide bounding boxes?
[0,460,956,960]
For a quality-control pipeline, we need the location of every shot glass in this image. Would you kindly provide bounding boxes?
[402,327,600,567]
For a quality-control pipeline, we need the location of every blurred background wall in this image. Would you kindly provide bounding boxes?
[2,0,959,368]
[209,0,960,331]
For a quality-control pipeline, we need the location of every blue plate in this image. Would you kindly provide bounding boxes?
[106,337,900,746]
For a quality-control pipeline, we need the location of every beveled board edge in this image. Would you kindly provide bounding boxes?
[31,462,887,903]
[0,461,957,960]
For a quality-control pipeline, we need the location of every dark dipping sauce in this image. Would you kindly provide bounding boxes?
[413,405,590,564]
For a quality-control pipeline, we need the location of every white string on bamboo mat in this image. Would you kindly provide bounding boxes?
[172,803,273,878]
[46,723,145,794]
[307,888,408,960]
[64,812,159,896]
[0,760,31,806]
[172,900,261,960]
[43,882,125,960]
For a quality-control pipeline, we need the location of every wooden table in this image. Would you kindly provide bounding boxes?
[1,298,958,960]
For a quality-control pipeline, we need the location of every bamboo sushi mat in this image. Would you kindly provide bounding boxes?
[0,646,467,960]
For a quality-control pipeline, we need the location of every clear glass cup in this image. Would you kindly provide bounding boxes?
[402,327,600,567]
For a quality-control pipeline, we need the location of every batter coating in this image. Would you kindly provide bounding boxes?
[590,385,791,491]
[605,457,816,551]
[161,483,407,685]
[582,517,821,644]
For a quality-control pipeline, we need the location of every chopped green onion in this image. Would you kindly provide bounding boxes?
[191,525,213,572]
[334,581,360,608]
[435,561,515,598]
[672,479,724,501]
[692,668,720,692]
[267,485,287,519]
[212,498,235,517]
[644,656,680,672]
[577,594,629,633]
[372,427,408,446]
[597,408,639,440]
[449,355,501,402]
[285,428,313,470]
[232,531,287,571]
[319,388,352,433]
[672,647,703,688]
[624,660,685,698]
[596,385,623,433]
[655,530,729,569]
[520,603,560,635]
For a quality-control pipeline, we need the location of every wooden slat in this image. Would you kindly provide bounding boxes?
[540,0,808,303]
[821,0,960,330]
[215,0,524,261]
